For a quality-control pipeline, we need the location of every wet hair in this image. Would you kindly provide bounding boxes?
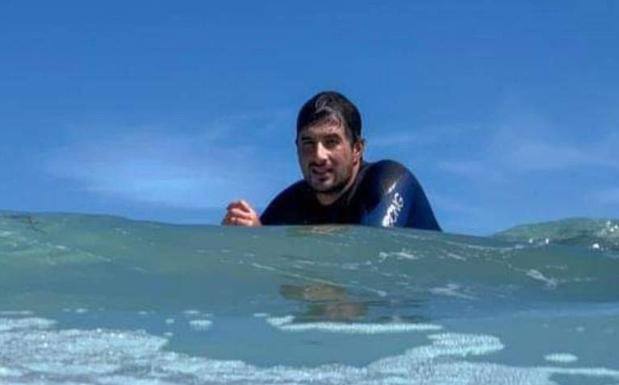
[296,91,362,144]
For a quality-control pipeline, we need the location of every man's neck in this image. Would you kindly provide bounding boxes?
[315,162,361,206]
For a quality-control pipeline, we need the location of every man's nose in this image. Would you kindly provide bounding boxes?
[314,142,328,161]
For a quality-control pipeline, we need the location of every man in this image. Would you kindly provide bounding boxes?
[222,91,441,231]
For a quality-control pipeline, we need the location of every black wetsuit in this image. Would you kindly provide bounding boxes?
[260,160,441,231]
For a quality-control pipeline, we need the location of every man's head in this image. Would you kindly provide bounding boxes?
[296,91,365,201]
[297,91,362,144]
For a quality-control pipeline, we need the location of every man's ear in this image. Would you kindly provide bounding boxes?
[353,139,365,163]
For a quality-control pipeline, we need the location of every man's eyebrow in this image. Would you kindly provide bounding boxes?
[323,133,341,139]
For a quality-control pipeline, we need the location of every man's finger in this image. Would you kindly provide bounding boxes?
[226,200,255,214]
[237,200,255,213]
[222,215,240,225]
[223,216,251,226]
[233,217,254,226]
[222,213,234,225]
[226,201,245,211]
[227,208,253,219]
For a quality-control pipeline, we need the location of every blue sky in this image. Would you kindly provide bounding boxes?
[1,0,618,234]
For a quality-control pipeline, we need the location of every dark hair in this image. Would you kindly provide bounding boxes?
[296,91,362,143]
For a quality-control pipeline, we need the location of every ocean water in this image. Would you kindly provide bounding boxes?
[0,212,618,385]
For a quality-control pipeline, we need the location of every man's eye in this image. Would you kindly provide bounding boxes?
[324,138,340,148]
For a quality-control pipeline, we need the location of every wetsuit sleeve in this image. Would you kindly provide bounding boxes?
[260,181,306,225]
[358,161,441,231]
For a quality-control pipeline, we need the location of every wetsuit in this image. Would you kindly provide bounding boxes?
[260,160,441,230]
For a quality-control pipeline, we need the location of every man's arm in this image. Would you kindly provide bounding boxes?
[260,181,306,225]
[359,161,441,231]
[222,200,262,226]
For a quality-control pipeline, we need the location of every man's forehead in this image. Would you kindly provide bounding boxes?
[299,120,346,137]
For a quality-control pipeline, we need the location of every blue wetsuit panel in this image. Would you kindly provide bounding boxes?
[260,160,441,231]
[356,161,441,230]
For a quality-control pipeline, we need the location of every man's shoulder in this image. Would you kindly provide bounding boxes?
[272,180,308,202]
[366,159,410,173]
[356,159,441,231]
[260,180,309,224]
[361,160,419,190]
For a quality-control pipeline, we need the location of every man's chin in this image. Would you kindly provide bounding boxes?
[309,182,333,192]
[309,180,347,195]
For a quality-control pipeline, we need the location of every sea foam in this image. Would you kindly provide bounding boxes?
[266,315,443,334]
[1,316,618,385]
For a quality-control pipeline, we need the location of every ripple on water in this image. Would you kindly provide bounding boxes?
[188,319,212,331]
[544,353,578,363]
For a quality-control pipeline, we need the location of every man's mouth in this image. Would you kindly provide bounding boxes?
[311,167,332,180]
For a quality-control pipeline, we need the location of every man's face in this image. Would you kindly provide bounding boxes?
[296,120,363,194]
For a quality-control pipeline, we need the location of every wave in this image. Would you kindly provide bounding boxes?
[494,217,619,252]
[1,212,618,315]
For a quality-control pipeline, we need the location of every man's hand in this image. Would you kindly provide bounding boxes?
[222,200,262,227]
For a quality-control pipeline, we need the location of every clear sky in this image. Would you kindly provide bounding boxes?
[1,0,618,234]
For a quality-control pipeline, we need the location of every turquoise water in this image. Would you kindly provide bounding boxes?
[0,213,618,384]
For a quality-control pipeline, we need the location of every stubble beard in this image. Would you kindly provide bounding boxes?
[308,164,355,196]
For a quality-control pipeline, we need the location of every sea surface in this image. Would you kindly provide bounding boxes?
[0,212,618,384]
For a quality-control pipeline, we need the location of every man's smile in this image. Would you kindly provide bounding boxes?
[311,167,332,178]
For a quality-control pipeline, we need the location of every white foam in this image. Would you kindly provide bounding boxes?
[0,310,33,316]
[188,319,212,331]
[1,316,619,385]
[0,317,55,332]
[251,262,277,271]
[370,333,504,369]
[544,353,578,363]
[378,249,420,261]
[266,316,442,334]
[599,221,619,236]
[0,366,22,377]
[182,309,201,316]
[526,269,558,288]
[266,315,294,327]
[98,376,177,385]
[165,318,175,325]
[445,252,466,261]
[0,322,167,378]
[430,283,476,300]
